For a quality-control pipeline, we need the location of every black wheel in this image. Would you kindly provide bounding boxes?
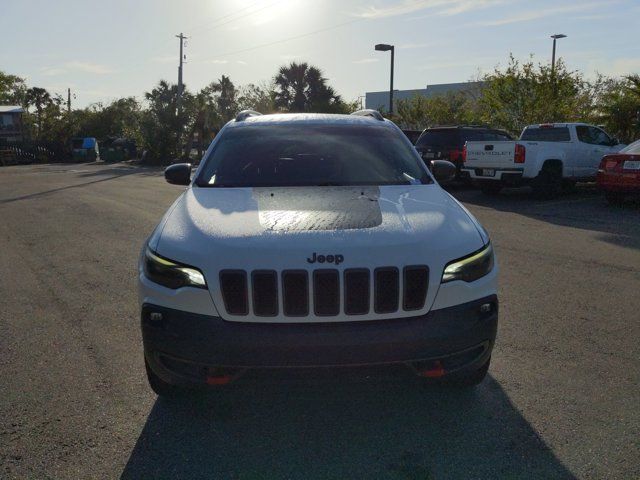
[479,182,502,195]
[532,163,563,199]
[562,179,576,192]
[605,192,626,205]
[145,358,184,397]
[445,356,491,388]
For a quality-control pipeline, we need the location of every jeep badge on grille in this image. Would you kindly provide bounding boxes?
[307,252,344,265]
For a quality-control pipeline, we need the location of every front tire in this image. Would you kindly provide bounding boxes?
[605,192,626,205]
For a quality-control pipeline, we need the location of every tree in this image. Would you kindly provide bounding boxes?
[396,91,482,129]
[207,75,238,123]
[238,82,277,113]
[274,62,345,113]
[478,55,588,135]
[591,76,640,143]
[0,71,27,105]
[24,87,53,138]
[140,80,187,164]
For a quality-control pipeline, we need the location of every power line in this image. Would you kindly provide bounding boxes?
[198,18,365,62]
[188,0,283,36]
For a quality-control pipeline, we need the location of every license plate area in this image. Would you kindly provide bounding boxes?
[481,169,495,177]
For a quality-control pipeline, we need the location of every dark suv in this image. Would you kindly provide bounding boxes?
[415,126,513,179]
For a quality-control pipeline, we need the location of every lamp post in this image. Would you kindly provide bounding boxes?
[375,43,395,114]
[550,34,566,80]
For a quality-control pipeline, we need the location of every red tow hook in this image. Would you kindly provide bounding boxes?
[206,374,234,385]
[205,367,245,385]
[417,360,446,378]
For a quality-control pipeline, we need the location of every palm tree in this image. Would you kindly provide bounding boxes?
[24,87,52,138]
[207,75,238,122]
[274,62,342,113]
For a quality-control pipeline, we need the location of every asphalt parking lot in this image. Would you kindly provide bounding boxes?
[1,162,639,479]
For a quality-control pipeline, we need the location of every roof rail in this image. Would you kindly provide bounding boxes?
[351,109,385,121]
[235,110,262,122]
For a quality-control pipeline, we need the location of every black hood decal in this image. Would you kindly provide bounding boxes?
[255,186,382,231]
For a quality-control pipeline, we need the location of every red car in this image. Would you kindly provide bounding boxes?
[597,140,640,204]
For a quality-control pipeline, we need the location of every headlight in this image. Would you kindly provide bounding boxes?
[442,243,494,283]
[143,248,207,289]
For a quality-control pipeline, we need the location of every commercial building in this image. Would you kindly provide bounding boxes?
[0,105,26,143]
[365,82,484,113]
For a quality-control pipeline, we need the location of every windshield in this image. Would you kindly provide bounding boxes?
[620,139,640,154]
[196,124,431,187]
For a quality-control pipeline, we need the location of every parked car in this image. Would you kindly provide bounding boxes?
[414,126,513,180]
[401,129,423,145]
[597,139,640,204]
[139,110,498,397]
[462,123,626,197]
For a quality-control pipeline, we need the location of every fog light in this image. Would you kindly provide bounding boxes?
[480,303,492,313]
[149,312,163,322]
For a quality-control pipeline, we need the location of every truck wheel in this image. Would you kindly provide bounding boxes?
[605,192,626,205]
[479,183,502,195]
[532,164,562,199]
[145,358,184,398]
[562,179,576,192]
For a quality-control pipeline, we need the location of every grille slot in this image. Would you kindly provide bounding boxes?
[282,270,309,316]
[374,267,399,314]
[219,270,248,315]
[252,271,278,316]
[313,270,340,316]
[344,269,370,315]
[403,266,429,311]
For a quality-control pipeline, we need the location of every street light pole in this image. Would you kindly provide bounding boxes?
[375,44,395,115]
[550,34,566,83]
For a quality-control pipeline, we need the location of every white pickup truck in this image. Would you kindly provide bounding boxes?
[461,123,625,197]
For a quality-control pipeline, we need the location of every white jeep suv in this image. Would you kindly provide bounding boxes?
[138,110,498,396]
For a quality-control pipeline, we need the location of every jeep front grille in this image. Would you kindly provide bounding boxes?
[219,266,429,318]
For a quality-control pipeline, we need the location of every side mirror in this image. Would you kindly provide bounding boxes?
[164,163,192,185]
[430,160,456,183]
[612,138,620,146]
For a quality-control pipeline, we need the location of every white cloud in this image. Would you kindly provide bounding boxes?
[477,1,612,26]
[353,58,380,64]
[40,61,114,76]
[236,60,248,65]
[355,0,503,19]
[204,59,229,64]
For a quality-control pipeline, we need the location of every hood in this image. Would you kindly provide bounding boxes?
[154,184,485,321]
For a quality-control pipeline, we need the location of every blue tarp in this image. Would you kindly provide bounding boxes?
[82,137,97,149]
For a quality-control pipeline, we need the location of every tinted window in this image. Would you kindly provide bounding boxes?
[521,127,571,142]
[461,131,513,142]
[196,125,431,187]
[577,126,613,146]
[620,139,640,154]
[415,130,459,148]
[589,127,612,146]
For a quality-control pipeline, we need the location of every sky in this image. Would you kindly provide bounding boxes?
[2,0,640,108]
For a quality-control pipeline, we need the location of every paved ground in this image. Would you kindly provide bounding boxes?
[1,162,638,480]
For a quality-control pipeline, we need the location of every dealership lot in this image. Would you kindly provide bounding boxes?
[1,162,638,479]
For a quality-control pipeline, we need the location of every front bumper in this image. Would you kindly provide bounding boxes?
[142,295,498,385]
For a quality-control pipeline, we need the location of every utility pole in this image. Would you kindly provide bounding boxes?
[176,33,187,158]
[67,88,71,114]
[176,33,187,119]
